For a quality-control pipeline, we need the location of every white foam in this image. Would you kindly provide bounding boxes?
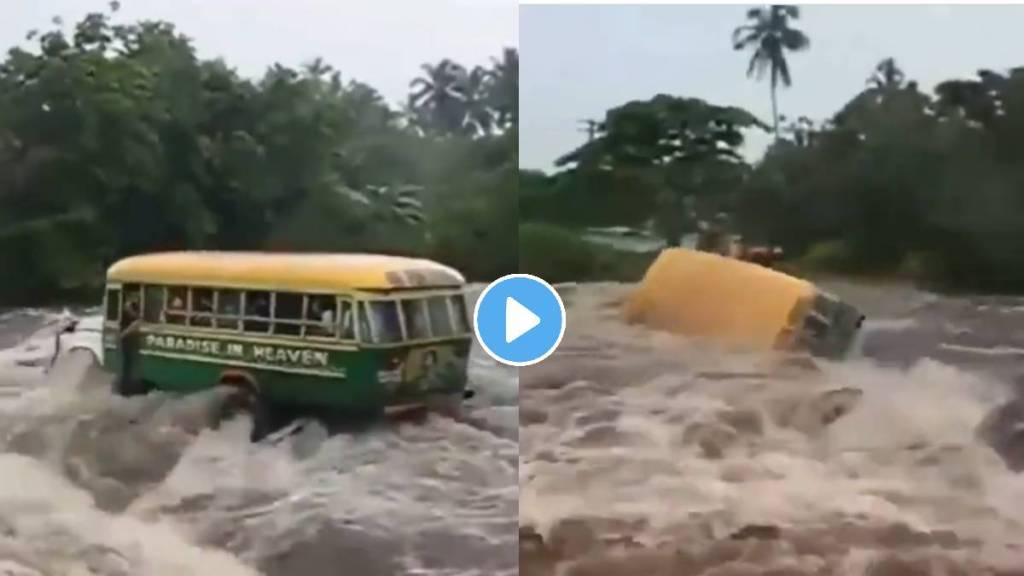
[520,283,1024,571]
[940,343,1024,356]
[0,453,258,576]
[0,306,517,576]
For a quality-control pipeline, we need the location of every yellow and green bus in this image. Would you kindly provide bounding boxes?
[101,252,474,438]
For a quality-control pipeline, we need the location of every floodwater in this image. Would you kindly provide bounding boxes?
[521,281,1024,576]
[0,287,518,576]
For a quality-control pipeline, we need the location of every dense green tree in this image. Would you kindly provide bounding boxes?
[0,8,517,304]
[731,61,1024,291]
[553,95,764,246]
[523,51,1024,291]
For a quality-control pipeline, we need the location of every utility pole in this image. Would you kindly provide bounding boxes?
[577,119,599,142]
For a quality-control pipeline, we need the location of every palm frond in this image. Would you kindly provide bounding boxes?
[776,53,792,87]
[752,49,775,80]
[409,84,432,103]
[776,5,800,19]
[780,28,809,51]
[334,185,372,206]
[749,51,765,77]
[731,26,761,49]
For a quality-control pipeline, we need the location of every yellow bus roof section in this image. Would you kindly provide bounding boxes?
[624,248,816,350]
[107,252,466,292]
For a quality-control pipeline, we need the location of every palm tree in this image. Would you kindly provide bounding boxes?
[867,57,905,91]
[462,66,495,136]
[485,48,518,129]
[732,5,810,139]
[408,59,470,135]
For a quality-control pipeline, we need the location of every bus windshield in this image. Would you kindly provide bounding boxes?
[360,293,470,344]
[365,301,403,344]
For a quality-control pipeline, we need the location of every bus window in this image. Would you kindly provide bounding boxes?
[123,284,141,304]
[105,288,121,322]
[191,288,214,327]
[122,284,141,321]
[273,293,303,336]
[339,300,355,340]
[305,295,337,338]
[166,287,187,325]
[448,295,469,334]
[244,291,271,333]
[401,299,430,340]
[366,301,402,344]
[358,301,372,342]
[216,290,241,330]
[143,286,164,323]
[427,296,454,337]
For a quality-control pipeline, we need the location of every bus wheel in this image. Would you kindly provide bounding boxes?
[214,387,274,442]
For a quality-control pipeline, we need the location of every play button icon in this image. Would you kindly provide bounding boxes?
[505,297,540,343]
[473,274,566,366]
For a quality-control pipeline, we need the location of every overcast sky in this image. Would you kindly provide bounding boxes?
[2,0,517,109]
[520,4,1024,171]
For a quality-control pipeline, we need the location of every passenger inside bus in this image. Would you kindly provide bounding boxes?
[165,289,186,324]
[307,296,336,336]
[245,292,271,333]
[216,290,240,329]
[192,289,214,327]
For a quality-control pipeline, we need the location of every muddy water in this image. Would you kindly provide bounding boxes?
[521,281,1024,576]
[0,288,517,576]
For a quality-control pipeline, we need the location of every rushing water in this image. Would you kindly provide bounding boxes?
[521,281,1024,576]
[0,287,518,576]
[8,278,1024,575]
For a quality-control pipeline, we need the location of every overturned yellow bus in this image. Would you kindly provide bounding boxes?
[624,248,864,359]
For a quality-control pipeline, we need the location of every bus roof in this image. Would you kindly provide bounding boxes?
[107,252,466,292]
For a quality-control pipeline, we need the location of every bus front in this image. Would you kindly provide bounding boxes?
[356,290,474,412]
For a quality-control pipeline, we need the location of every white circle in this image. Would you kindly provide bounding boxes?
[472,273,567,367]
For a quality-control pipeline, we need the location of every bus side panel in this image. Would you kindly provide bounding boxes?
[259,341,472,411]
[260,351,388,412]
[101,328,470,414]
[364,339,472,403]
[101,324,120,374]
[130,349,384,412]
[135,354,223,394]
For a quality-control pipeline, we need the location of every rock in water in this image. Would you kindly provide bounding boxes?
[977,398,1024,472]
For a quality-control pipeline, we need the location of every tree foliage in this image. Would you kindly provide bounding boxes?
[524,54,1024,292]
[407,48,517,137]
[0,8,517,304]
[737,61,1024,290]
[539,95,765,246]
